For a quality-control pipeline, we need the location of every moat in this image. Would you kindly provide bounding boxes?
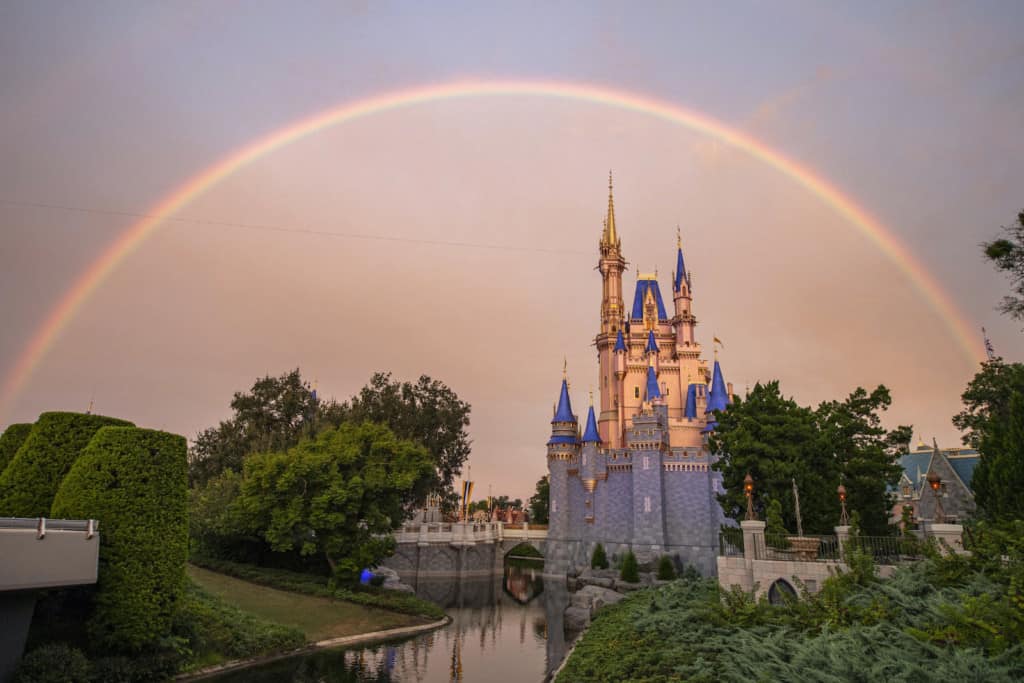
[208,560,574,682]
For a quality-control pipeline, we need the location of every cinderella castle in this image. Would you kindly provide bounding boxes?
[545,176,733,576]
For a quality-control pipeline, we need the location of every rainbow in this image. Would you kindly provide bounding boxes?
[0,79,985,421]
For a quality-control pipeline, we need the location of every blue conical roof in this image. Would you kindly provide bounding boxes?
[705,360,729,414]
[684,383,698,420]
[552,378,575,423]
[613,329,627,353]
[645,330,659,354]
[582,405,601,442]
[645,365,661,400]
[674,246,688,292]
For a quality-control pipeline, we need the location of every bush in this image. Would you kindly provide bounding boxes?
[0,422,33,476]
[0,412,133,516]
[620,551,639,583]
[51,427,188,651]
[591,543,609,570]
[13,643,90,683]
[656,555,676,580]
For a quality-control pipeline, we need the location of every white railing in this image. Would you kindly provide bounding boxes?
[393,522,547,545]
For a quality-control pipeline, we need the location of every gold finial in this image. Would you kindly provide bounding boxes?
[602,171,618,247]
[563,357,567,378]
[589,388,594,406]
[677,225,681,249]
[654,266,658,279]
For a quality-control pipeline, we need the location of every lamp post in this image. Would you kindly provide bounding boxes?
[837,483,849,526]
[927,472,945,524]
[744,473,756,521]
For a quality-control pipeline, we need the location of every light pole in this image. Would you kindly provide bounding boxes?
[928,472,945,525]
[744,473,756,521]
[838,483,849,526]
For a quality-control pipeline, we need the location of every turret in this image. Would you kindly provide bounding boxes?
[672,229,696,348]
[703,358,729,433]
[546,370,579,572]
[598,174,628,445]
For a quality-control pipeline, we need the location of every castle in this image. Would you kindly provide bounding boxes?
[545,177,733,576]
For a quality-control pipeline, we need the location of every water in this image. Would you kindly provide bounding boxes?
[210,561,575,682]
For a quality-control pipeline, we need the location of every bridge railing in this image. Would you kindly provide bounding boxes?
[393,521,547,544]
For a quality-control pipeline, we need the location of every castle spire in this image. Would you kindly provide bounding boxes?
[673,227,689,293]
[645,364,662,401]
[602,171,618,248]
[582,403,601,443]
[552,375,575,423]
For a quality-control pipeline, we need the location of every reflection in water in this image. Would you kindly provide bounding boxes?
[210,561,572,683]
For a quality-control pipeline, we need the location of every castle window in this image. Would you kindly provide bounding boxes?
[634,387,640,399]
[644,496,651,513]
[643,456,650,470]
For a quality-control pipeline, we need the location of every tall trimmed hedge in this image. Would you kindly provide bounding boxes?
[0,412,133,516]
[0,422,33,476]
[51,427,188,651]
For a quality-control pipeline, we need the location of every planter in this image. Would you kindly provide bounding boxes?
[786,536,821,561]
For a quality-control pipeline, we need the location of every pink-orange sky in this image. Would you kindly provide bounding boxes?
[1,2,1022,499]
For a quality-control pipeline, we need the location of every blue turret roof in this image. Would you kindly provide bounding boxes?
[631,280,669,320]
[552,379,575,423]
[684,383,698,420]
[645,330,659,354]
[706,360,729,414]
[674,246,688,292]
[613,329,627,352]
[645,365,661,400]
[582,405,601,443]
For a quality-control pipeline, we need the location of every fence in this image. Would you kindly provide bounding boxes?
[719,529,926,564]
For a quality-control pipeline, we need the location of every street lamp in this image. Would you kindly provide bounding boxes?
[927,472,945,524]
[838,483,849,526]
[744,473,756,521]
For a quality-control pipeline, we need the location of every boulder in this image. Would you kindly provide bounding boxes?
[564,605,591,631]
[381,580,415,594]
[615,580,644,592]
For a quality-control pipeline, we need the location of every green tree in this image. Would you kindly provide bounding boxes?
[710,381,834,534]
[591,543,609,569]
[339,372,471,504]
[189,369,334,486]
[528,475,550,524]
[983,209,1024,321]
[656,555,677,580]
[234,422,435,585]
[0,422,33,475]
[0,412,133,516]
[620,551,639,583]
[816,385,910,535]
[972,392,1024,520]
[188,469,249,558]
[51,427,188,651]
[953,358,1024,448]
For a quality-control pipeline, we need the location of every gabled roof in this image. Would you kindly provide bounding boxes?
[552,379,575,423]
[582,405,601,443]
[631,279,669,320]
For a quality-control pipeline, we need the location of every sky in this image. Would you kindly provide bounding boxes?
[1,1,1022,499]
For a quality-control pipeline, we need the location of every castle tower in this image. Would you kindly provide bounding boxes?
[597,173,627,447]
[545,370,579,573]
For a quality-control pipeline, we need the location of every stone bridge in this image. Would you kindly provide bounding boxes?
[380,522,548,578]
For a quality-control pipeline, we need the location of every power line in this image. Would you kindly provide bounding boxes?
[0,198,589,257]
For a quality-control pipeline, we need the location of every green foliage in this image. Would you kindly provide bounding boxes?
[558,531,1024,682]
[189,556,445,620]
[338,372,472,505]
[528,475,549,524]
[765,499,789,537]
[973,392,1024,520]
[620,550,639,583]
[983,209,1024,321]
[51,427,188,651]
[188,469,248,558]
[711,381,909,535]
[507,542,543,559]
[175,579,305,666]
[13,643,90,683]
[656,555,676,580]
[591,542,609,569]
[0,422,33,476]
[233,422,434,586]
[953,357,1024,448]
[0,412,133,516]
[189,369,335,486]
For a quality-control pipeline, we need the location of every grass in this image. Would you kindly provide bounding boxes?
[187,565,426,642]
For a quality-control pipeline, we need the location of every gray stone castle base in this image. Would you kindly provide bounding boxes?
[545,539,718,577]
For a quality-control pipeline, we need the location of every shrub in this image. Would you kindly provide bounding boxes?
[591,543,609,570]
[51,427,188,651]
[13,643,90,683]
[0,422,33,476]
[0,412,133,516]
[620,551,639,583]
[656,555,676,580]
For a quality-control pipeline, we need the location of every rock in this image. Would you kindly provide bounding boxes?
[564,605,591,631]
[589,576,615,589]
[373,567,400,581]
[616,580,644,592]
[381,578,415,593]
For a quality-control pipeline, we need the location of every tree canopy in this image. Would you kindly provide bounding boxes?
[983,209,1024,322]
[710,381,910,535]
[233,421,435,585]
[528,475,550,524]
[953,357,1024,448]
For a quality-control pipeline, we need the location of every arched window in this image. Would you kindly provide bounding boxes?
[634,387,640,399]
[768,579,797,606]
